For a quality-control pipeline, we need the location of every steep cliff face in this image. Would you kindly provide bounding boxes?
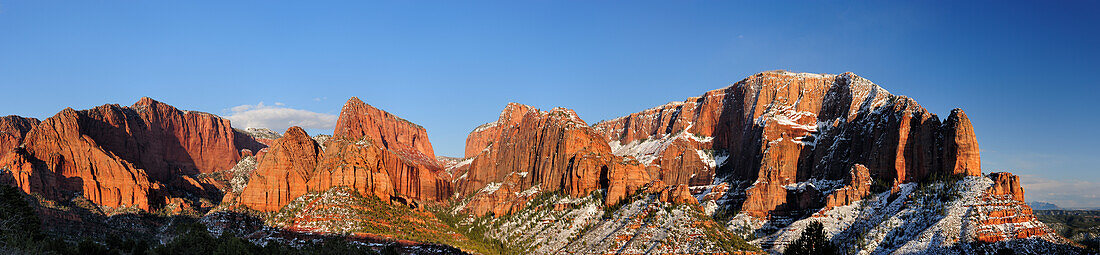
[0,116,39,159]
[237,98,452,212]
[943,109,982,176]
[593,71,984,219]
[335,97,437,165]
[0,97,262,211]
[453,103,652,216]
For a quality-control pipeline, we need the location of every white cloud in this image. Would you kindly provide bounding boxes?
[1019,175,1100,209]
[225,102,337,133]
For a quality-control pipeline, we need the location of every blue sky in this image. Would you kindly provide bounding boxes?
[1,1,1097,207]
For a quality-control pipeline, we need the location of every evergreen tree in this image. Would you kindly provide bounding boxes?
[0,185,42,249]
[785,221,839,255]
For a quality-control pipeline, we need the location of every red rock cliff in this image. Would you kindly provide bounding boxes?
[239,127,322,212]
[593,71,984,218]
[0,115,39,158]
[1,97,261,211]
[335,97,436,163]
[943,109,982,176]
[454,103,652,216]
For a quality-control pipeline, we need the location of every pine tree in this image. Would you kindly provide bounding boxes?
[784,221,839,255]
[0,185,42,248]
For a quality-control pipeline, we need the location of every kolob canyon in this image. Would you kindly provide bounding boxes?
[0,71,1086,254]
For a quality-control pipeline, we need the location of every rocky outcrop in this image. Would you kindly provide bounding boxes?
[659,184,698,205]
[971,172,1055,243]
[593,71,985,219]
[454,103,652,216]
[986,172,1025,201]
[1,97,263,211]
[0,116,39,158]
[943,109,982,176]
[821,164,872,211]
[237,98,452,212]
[239,127,323,212]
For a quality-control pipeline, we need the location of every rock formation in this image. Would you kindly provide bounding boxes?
[1,97,263,211]
[238,127,323,212]
[237,98,452,212]
[335,97,437,164]
[971,172,1056,243]
[593,71,985,219]
[820,164,872,212]
[943,109,982,176]
[453,103,652,216]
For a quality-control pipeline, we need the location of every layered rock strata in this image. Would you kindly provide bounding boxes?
[970,172,1055,243]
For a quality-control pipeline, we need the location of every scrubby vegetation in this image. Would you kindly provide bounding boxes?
[153,222,380,255]
[432,209,514,255]
[0,185,448,255]
[269,187,497,254]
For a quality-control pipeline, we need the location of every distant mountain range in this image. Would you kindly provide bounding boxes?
[1031,201,1063,210]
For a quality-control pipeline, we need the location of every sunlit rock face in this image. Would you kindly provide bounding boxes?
[451,103,651,216]
[1,97,263,211]
[971,172,1054,243]
[238,126,322,212]
[237,98,452,212]
[593,71,983,218]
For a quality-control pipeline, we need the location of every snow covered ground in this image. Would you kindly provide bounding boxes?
[734,176,1075,254]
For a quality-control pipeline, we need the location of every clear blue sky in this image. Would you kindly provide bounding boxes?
[1,1,1097,207]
